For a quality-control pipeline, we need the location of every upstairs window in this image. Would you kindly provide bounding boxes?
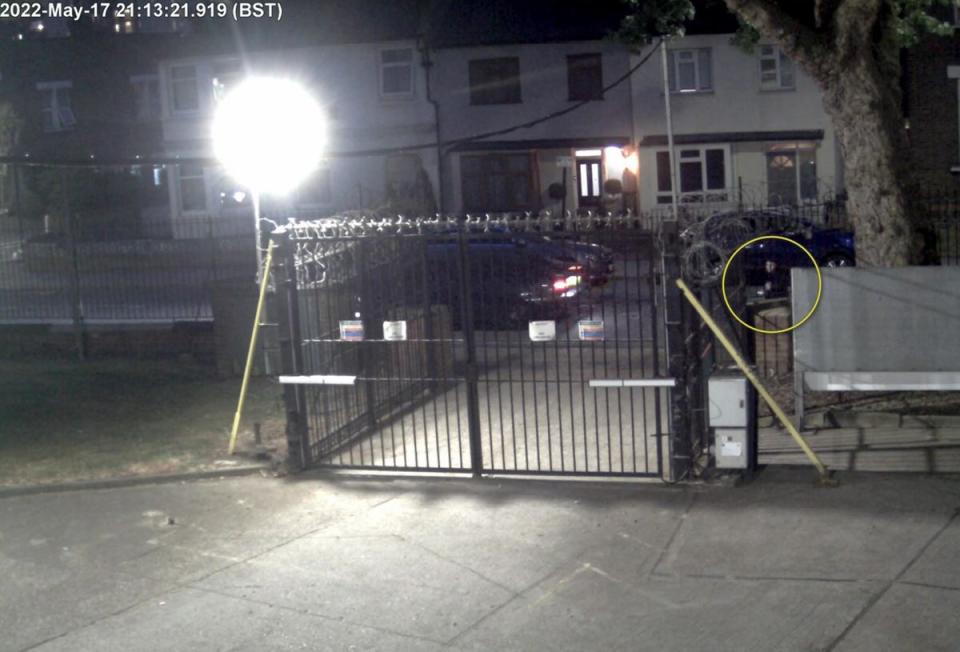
[759,45,795,90]
[667,48,712,93]
[212,60,242,103]
[469,57,521,105]
[170,64,199,112]
[130,74,161,121]
[380,48,414,98]
[567,53,604,101]
[37,81,75,132]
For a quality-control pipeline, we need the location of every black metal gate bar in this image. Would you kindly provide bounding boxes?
[276,214,670,478]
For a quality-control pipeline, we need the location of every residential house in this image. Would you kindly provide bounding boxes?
[425,0,635,215]
[631,32,841,212]
[155,2,439,237]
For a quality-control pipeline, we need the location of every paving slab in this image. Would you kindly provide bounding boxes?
[28,587,450,652]
[3,469,960,652]
[454,565,878,652]
[901,517,960,589]
[657,471,959,581]
[834,582,960,652]
[193,529,515,644]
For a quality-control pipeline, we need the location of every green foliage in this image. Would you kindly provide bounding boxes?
[617,0,694,45]
[618,0,958,49]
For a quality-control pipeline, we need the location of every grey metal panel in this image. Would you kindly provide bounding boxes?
[805,371,960,391]
[792,267,960,374]
[708,376,748,427]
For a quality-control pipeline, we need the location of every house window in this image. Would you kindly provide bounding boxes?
[759,45,795,90]
[567,53,603,101]
[655,146,728,203]
[469,57,521,105]
[380,48,414,97]
[37,81,75,132]
[461,153,532,211]
[212,60,242,103]
[766,143,817,205]
[667,48,712,93]
[170,64,199,112]
[130,75,161,121]
[178,164,206,212]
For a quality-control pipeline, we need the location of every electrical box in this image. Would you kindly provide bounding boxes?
[715,428,749,469]
[708,374,755,470]
[708,376,748,427]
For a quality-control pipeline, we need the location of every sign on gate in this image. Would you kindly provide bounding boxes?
[578,319,605,341]
[383,320,407,341]
[339,320,365,341]
[528,320,556,342]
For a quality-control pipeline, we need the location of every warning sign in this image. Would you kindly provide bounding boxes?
[383,320,407,341]
[578,320,605,341]
[528,320,556,342]
[339,320,364,341]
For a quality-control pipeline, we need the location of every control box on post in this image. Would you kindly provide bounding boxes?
[708,374,756,470]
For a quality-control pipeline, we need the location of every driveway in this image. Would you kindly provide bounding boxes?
[1,469,959,651]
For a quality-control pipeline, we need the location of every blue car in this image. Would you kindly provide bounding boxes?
[706,210,854,299]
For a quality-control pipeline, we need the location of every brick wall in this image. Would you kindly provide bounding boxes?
[905,34,960,188]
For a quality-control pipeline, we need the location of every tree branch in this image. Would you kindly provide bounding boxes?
[723,0,832,80]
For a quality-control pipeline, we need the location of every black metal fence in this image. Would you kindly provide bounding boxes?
[276,214,671,477]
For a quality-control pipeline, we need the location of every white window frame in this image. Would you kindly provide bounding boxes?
[130,74,161,121]
[654,145,731,204]
[379,47,414,99]
[169,64,200,114]
[669,48,712,93]
[211,59,242,104]
[177,164,207,214]
[758,44,795,90]
[36,81,75,132]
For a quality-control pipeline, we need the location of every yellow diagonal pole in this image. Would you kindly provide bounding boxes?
[675,279,830,480]
[228,240,276,455]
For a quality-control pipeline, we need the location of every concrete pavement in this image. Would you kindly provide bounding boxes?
[1,469,959,651]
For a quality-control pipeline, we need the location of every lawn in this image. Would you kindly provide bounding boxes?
[0,359,286,486]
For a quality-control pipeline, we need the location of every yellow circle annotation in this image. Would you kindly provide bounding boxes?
[720,235,823,335]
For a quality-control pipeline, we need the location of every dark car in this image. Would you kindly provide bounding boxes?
[424,235,584,328]
[740,221,854,299]
[513,234,615,287]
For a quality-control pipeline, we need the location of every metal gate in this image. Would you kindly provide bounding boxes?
[275,214,673,478]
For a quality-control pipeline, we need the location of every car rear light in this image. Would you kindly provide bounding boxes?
[567,264,583,272]
[552,278,568,292]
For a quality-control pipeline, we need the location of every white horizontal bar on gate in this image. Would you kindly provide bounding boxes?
[278,375,357,386]
[589,378,676,388]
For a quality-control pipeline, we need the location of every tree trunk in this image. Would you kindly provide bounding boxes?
[821,60,913,266]
[725,0,917,267]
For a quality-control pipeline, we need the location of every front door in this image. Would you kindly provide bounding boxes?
[576,157,602,208]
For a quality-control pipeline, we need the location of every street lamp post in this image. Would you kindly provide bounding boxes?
[212,76,326,278]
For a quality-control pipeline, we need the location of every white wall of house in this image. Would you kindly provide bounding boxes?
[629,34,840,212]
[156,40,439,236]
[430,40,636,214]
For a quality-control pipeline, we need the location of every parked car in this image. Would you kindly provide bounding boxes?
[424,236,584,328]
[513,234,616,287]
[738,219,855,299]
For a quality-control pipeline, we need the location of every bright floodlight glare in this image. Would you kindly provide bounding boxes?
[212,77,326,196]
